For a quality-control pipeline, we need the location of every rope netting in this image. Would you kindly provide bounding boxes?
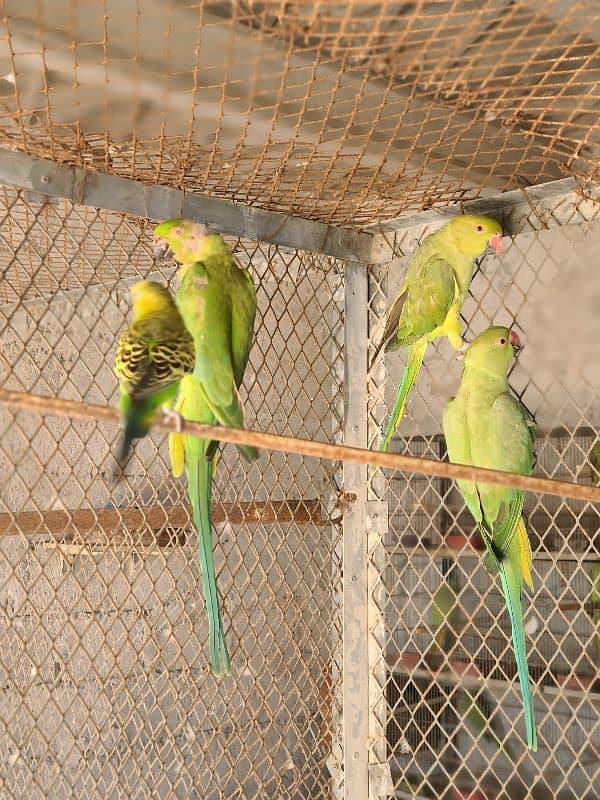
[0,1,598,227]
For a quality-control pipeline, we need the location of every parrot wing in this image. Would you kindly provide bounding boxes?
[481,393,534,550]
[375,284,407,357]
[442,394,484,526]
[178,260,257,462]
[230,263,257,388]
[115,323,195,400]
[394,256,458,348]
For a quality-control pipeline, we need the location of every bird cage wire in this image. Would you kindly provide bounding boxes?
[0,187,347,799]
[0,1,599,228]
[367,189,600,800]
[0,1,599,800]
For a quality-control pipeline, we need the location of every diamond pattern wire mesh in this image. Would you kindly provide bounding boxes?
[367,191,600,798]
[0,188,345,799]
[0,1,599,227]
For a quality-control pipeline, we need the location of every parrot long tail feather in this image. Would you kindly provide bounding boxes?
[499,552,537,751]
[188,444,231,676]
[379,339,427,453]
[115,403,151,475]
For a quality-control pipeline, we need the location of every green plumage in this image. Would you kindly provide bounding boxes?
[377,214,502,451]
[114,280,195,466]
[154,220,258,675]
[443,326,537,751]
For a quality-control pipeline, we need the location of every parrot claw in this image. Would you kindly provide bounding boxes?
[162,407,184,433]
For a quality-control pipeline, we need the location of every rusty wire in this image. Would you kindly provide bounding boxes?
[0,2,599,227]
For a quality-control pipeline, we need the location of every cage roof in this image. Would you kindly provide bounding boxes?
[0,1,598,229]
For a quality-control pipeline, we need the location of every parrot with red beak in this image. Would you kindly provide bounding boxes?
[443,326,537,751]
[376,214,503,451]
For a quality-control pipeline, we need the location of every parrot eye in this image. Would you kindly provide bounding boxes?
[476,224,483,232]
[174,227,182,236]
[498,337,506,345]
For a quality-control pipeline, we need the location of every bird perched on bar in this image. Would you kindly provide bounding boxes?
[375,214,503,452]
[153,219,258,676]
[443,326,537,751]
[114,280,195,467]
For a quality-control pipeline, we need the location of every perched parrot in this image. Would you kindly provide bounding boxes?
[114,280,195,467]
[153,219,258,675]
[376,214,503,452]
[442,326,537,751]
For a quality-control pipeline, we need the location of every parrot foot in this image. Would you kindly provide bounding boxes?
[455,341,468,360]
[162,407,184,433]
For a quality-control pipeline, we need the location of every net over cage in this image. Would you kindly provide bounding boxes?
[0,3,599,800]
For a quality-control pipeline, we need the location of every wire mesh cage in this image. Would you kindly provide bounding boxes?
[0,2,599,800]
[367,189,600,799]
[0,188,346,799]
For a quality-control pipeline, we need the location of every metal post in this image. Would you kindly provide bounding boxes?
[367,261,394,798]
[343,262,369,800]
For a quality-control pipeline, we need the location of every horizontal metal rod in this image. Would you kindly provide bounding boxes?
[387,652,598,698]
[394,545,600,563]
[0,498,325,538]
[368,177,598,233]
[0,149,373,263]
[1,389,599,505]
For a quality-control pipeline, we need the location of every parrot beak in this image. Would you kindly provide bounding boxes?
[509,329,522,356]
[488,232,503,255]
[152,236,173,263]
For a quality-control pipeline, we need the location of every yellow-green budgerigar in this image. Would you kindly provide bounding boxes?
[114,280,195,466]
[376,214,503,452]
[153,219,258,675]
[443,326,537,751]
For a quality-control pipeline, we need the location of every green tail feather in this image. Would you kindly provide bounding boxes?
[380,339,427,453]
[499,554,537,751]
[117,394,154,468]
[187,442,231,676]
[117,385,179,468]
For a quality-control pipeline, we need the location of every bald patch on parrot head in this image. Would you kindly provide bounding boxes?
[446,214,503,258]
[153,218,227,264]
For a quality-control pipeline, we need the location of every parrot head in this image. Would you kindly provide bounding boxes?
[463,325,521,374]
[129,280,176,319]
[153,218,226,264]
[447,214,503,257]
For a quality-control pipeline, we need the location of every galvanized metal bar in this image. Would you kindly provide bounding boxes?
[368,177,597,233]
[366,500,393,797]
[369,178,600,262]
[0,148,374,263]
[342,262,369,800]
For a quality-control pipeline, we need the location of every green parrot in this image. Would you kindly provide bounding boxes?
[442,326,537,751]
[376,214,503,452]
[114,280,195,466]
[153,219,258,675]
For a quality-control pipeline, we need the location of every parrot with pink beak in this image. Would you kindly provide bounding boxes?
[443,326,537,751]
[376,214,503,452]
